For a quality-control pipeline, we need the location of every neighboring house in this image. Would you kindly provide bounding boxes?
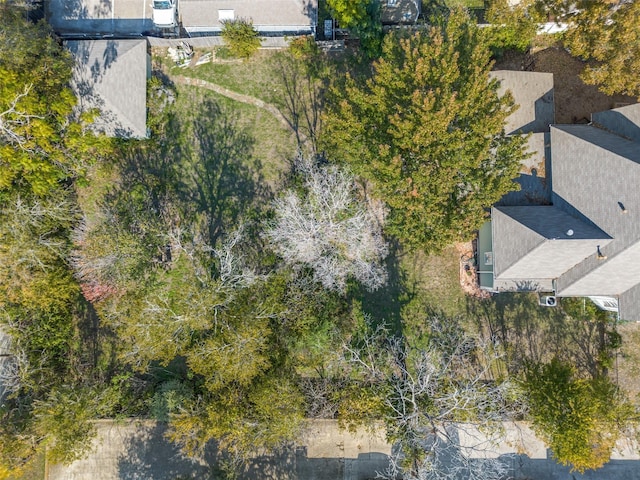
[48,0,318,37]
[380,0,421,25]
[182,0,318,35]
[66,39,150,139]
[481,70,640,321]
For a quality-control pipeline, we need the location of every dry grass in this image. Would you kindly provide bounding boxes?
[615,322,640,404]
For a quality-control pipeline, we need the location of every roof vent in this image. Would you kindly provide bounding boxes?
[566,229,574,236]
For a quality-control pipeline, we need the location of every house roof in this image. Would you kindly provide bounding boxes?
[48,0,316,35]
[66,39,148,139]
[592,103,640,143]
[181,0,317,33]
[490,71,555,135]
[491,99,640,320]
[492,205,610,280]
[491,71,555,207]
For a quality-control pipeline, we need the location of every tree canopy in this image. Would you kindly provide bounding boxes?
[534,0,640,98]
[322,9,527,251]
[221,18,261,59]
[264,157,388,293]
[522,357,632,473]
[0,4,101,196]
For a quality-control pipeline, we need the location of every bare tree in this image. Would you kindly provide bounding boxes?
[264,157,388,294]
[342,319,525,480]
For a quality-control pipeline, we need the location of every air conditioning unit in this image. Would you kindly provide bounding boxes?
[539,295,557,307]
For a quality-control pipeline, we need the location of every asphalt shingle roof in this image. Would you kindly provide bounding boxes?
[66,39,148,139]
[492,99,640,320]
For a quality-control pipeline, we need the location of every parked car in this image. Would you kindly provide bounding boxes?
[152,0,177,28]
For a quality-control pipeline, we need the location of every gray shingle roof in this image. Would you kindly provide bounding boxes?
[180,0,317,32]
[491,97,640,319]
[592,103,640,143]
[490,71,555,135]
[492,205,610,280]
[66,39,149,139]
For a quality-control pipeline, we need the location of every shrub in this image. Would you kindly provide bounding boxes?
[221,18,261,59]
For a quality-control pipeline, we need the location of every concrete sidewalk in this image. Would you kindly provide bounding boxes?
[47,420,640,480]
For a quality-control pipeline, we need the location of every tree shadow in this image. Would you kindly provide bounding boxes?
[73,298,121,379]
[355,241,416,336]
[114,422,391,480]
[466,293,607,377]
[116,422,219,479]
[271,48,330,155]
[110,94,269,251]
[171,98,269,247]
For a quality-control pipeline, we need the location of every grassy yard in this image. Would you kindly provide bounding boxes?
[169,50,284,104]
[173,85,296,187]
[13,448,45,480]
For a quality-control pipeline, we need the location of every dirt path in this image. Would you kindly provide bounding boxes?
[173,75,292,131]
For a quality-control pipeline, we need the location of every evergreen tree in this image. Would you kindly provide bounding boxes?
[322,9,527,251]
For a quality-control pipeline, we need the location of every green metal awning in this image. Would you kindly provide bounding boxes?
[477,221,494,290]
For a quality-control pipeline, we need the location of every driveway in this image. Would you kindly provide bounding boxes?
[47,0,153,35]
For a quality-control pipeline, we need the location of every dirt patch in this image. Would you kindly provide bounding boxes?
[455,242,490,299]
[494,44,638,123]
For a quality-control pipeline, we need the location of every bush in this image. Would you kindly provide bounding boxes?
[221,18,261,59]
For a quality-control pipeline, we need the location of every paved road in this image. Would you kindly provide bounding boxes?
[46,420,391,480]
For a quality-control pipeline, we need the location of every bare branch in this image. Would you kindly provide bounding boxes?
[264,157,388,293]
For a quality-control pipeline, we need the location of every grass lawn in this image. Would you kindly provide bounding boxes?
[172,50,284,104]
[173,85,296,188]
[13,448,45,480]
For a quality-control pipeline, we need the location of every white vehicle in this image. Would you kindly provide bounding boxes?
[152,0,177,28]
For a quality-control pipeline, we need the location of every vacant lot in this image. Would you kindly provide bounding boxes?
[156,46,640,398]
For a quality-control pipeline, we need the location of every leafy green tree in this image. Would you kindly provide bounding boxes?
[169,375,305,458]
[522,357,633,472]
[534,0,640,97]
[0,3,102,196]
[326,0,383,57]
[483,0,539,55]
[31,386,99,465]
[221,18,261,59]
[322,9,527,251]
